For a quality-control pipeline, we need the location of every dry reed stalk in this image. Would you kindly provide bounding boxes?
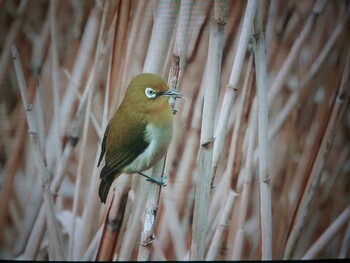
[20,205,46,259]
[283,50,350,259]
[173,0,193,71]
[169,10,210,217]
[11,45,64,260]
[158,185,187,259]
[212,105,241,259]
[190,0,227,260]
[212,0,256,183]
[49,0,62,162]
[253,1,272,259]
[207,55,254,252]
[231,102,257,259]
[229,56,255,190]
[96,176,130,261]
[117,180,146,260]
[206,190,237,260]
[108,0,132,112]
[302,206,350,259]
[143,0,180,75]
[120,0,152,93]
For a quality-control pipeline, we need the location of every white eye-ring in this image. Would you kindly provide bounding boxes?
[145,87,157,99]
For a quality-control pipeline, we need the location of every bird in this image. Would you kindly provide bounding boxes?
[97,73,182,203]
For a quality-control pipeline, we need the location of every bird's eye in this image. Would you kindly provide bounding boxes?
[145,87,157,99]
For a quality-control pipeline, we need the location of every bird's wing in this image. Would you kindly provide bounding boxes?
[97,127,108,167]
[99,124,148,179]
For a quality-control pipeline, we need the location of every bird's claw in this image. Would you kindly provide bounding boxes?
[139,172,167,187]
[146,177,167,187]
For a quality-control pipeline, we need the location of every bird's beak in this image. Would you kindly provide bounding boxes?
[161,89,183,99]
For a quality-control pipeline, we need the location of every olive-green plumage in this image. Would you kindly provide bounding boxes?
[97,73,181,203]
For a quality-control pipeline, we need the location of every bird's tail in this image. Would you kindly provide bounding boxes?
[99,173,116,204]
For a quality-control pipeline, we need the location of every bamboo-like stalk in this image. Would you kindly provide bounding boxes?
[253,1,272,259]
[212,0,256,182]
[117,179,147,260]
[108,0,132,112]
[207,55,254,253]
[231,102,257,259]
[96,176,130,261]
[20,205,46,259]
[302,206,350,259]
[159,186,187,259]
[206,190,237,260]
[143,0,180,75]
[190,0,227,260]
[283,49,350,259]
[120,0,152,94]
[49,0,62,161]
[11,45,64,260]
[10,7,51,252]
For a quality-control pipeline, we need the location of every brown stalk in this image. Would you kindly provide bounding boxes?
[283,48,350,259]
[96,177,130,261]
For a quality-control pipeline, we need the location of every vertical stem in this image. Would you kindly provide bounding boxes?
[11,45,64,260]
[212,0,256,182]
[190,0,227,260]
[232,103,257,259]
[254,1,272,259]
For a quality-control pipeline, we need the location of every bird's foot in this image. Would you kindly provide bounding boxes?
[139,172,167,187]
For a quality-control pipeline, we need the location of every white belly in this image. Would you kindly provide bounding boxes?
[123,123,172,173]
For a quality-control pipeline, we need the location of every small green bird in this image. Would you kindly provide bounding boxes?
[97,73,182,203]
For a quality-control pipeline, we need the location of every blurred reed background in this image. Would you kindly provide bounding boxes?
[0,0,350,260]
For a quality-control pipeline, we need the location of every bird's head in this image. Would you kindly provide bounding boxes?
[123,73,182,113]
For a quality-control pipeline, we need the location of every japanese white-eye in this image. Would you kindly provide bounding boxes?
[97,73,182,203]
